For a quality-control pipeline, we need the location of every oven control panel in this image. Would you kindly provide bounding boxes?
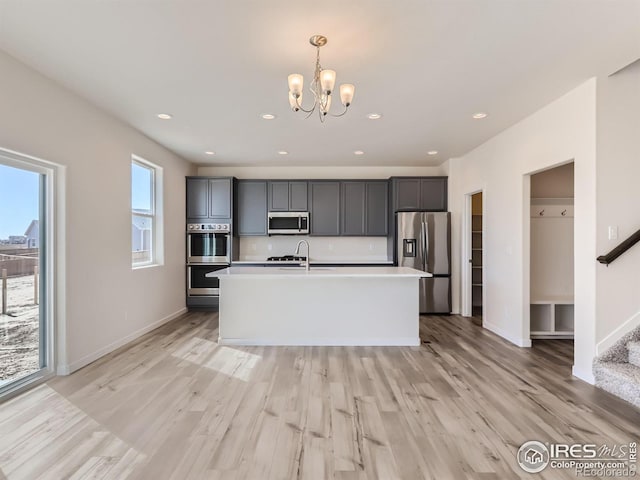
[187,223,230,232]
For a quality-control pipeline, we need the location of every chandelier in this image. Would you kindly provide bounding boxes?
[287,35,355,122]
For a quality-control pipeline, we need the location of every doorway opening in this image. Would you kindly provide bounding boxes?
[0,150,55,400]
[471,193,483,325]
[462,189,484,325]
[528,162,575,355]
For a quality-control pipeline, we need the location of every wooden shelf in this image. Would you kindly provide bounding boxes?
[472,283,483,287]
[472,266,482,269]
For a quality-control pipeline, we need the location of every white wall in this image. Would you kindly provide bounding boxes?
[197,165,446,179]
[0,50,194,373]
[595,60,640,348]
[448,79,597,382]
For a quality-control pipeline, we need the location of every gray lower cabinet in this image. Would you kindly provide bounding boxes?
[186,176,234,222]
[268,181,308,211]
[309,181,340,236]
[237,180,267,235]
[340,181,389,236]
[391,177,447,211]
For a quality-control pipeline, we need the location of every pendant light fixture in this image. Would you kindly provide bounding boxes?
[287,35,355,122]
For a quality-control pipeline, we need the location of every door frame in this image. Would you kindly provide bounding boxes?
[461,188,485,318]
[0,147,64,401]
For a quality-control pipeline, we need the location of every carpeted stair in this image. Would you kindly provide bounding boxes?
[593,327,640,409]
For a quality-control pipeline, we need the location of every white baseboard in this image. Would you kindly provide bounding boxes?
[483,321,532,348]
[572,365,595,385]
[596,310,640,356]
[56,307,187,375]
[218,337,421,347]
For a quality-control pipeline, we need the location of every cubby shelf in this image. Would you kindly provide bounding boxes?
[530,297,574,339]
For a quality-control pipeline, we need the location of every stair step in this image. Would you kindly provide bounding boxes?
[593,361,640,409]
[629,341,640,368]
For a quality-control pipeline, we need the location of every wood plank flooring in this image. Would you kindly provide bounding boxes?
[0,313,638,479]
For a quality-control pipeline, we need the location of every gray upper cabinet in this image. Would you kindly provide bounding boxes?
[268,181,308,211]
[391,177,447,211]
[288,182,308,211]
[237,180,267,236]
[419,178,447,211]
[186,176,234,222]
[309,181,340,236]
[268,182,289,211]
[186,178,209,219]
[209,178,232,219]
[366,181,389,235]
[341,182,366,235]
[341,181,388,236]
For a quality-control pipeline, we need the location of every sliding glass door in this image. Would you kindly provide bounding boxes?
[0,154,52,397]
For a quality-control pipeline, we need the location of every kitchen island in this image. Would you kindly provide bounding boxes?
[207,266,430,346]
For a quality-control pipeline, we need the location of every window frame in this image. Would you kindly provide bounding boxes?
[131,155,163,269]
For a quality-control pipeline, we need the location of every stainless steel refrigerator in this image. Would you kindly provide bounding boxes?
[396,211,451,314]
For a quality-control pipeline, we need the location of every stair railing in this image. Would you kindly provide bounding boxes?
[597,228,640,265]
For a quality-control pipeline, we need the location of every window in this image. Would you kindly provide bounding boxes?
[131,156,162,267]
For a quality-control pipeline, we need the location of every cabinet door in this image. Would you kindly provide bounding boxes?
[268,182,289,211]
[341,182,366,236]
[237,181,267,236]
[209,178,232,219]
[393,178,421,210]
[288,181,308,211]
[309,182,340,236]
[420,178,447,211]
[186,178,209,219]
[366,181,389,236]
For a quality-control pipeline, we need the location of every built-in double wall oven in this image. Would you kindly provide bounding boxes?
[186,223,230,299]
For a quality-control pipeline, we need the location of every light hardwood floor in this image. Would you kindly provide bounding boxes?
[0,313,638,479]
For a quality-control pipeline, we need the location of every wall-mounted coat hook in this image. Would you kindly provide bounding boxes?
[539,209,545,216]
[561,209,567,216]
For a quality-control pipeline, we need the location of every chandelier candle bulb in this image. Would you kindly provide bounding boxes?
[289,91,301,111]
[320,69,336,94]
[321,95,332,114]
[340,84,355,106]
[288,74,303,96]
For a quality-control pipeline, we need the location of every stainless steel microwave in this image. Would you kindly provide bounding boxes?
[267,211,310,235]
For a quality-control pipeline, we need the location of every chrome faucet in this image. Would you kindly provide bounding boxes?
[294,239,310,271]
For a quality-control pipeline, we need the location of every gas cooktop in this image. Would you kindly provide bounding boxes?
[267,255,307,262]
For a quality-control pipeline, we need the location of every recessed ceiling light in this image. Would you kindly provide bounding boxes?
[427,150,438,155]
[157,113,172,120]
[262,114,276,120]
[367,113,382,120]
[278,150,288,155]
[205,151,215,155]
[354,150,365,155]
[472,112,488,119]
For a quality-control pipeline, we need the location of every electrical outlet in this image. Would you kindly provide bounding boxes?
[267,243,273,251]
[608,226,618,240]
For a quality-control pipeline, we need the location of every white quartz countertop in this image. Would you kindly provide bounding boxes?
[208,266,431,278]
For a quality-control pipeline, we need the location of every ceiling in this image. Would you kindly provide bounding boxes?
[0,1,639,167]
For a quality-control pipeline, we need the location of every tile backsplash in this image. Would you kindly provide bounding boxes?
[238,236,390,262]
